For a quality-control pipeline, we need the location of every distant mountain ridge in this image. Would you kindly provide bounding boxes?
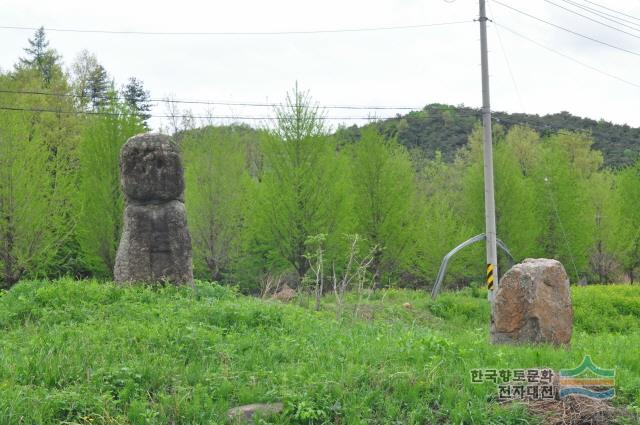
[335,104,640,168]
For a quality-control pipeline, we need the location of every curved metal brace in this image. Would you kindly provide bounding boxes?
[496,238,514,268]
[430,233,514,300]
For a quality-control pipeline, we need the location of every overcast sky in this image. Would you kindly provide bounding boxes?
[2,0,639,131]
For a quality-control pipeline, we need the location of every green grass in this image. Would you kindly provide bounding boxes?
[0,280,639,424]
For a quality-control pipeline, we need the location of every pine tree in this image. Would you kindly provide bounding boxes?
[122,77,152,128]
[87,64,110,110]
[18,27,60,85]
[71,50,109,110]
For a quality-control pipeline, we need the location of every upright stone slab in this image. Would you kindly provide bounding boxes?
[491,258,572,345]
[114,133,193,284]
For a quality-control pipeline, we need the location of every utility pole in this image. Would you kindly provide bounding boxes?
[430,0,511,302]
[479,0,498,302]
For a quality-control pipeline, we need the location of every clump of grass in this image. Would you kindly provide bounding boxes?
[572,285,640,334]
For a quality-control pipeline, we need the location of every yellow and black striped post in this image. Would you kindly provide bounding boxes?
[486,263,495,290]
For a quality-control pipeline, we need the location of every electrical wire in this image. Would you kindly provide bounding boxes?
[0,105,390,120]
[581,0,640,21]
[543,0,640,39]
[558,0,640,31]
[0,20,472,36]
[0,88,462,111]
[0,105,482,120]
[494,21,640,89]
[491,0,640,57]
[487,1,525,111]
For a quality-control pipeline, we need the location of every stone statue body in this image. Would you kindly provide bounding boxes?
[114,133,193,284]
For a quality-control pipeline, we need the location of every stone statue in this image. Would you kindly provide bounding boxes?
[114,133,193,284]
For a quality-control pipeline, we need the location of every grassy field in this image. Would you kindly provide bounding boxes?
[0,280,639,424]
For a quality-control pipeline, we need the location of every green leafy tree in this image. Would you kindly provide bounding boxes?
[182,126,252,281]
[414,151,476,288]
[76,95,143,276]
[457,125,543,280]
[0,106,60,287]
[613,161,640,283]
[494,126,545,259]
[587,171,618,283]
[529,131,600,281]
[4,52,84,279]
[246,86,351,283]
[349,127,416,283]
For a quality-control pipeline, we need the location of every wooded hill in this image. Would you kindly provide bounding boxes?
[335,104,640,168]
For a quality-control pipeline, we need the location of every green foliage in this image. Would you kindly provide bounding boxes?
[531,131,599,280]
[246,86,352,283]
[612,161,640,283]
[0,62,80,287]
[348,128,416,283]
[586,171,618,282]
[572,285,640,334]
[71,50,110,111]
[1,279,638,424]
[76,96,144,277]
[412,151,477,287]
[18,26,61,85]
[337,105,640,168]
[121,77,152,127]
[459,125,543,261]
[453,126,607,283]
[3,27,640,290]
[0,104,57,287]
[182,125,253,281]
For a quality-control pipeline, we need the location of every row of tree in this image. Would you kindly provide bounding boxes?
[2,29,640,292]
[0,28,148,287]
[178,92,640,292]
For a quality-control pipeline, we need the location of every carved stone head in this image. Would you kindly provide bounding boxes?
[120,133,184,203]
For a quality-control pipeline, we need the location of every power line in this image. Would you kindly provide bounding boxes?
[487,1,525,111]
[0,105,482,120]
[558,0,640,31]
[0,88,441,111]
[543,0,640,39]
[491,0,640,57]
[0,20,472,36]
[0,88,486,116]
[0,105,390,120]
[581,0,640,22]
[494,21,640,89]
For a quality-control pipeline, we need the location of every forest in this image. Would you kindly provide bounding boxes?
[2,28,640,293]
[338,104,640,168]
